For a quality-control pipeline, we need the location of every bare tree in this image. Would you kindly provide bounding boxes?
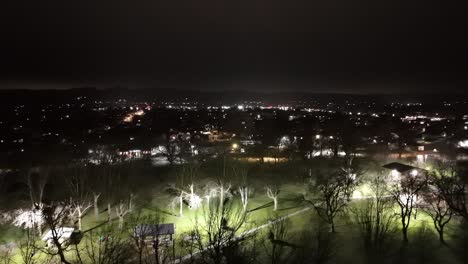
[157,138,181,165]
[88,165,105,219]
[421,173,455,243]
[39,203,73,264]
[293,221,336,264]
[81,224,133,264]
[305,169,357,233]
[68,168,93,231]
[388,170,428,243]
[430,162,468,221]
[92,192,101,219]
[101,164,128,223]
[350,173,397,259]
[182,163,201,210]
[102,164,119,222]
[115,199,131,230]
[263,215,297,264]
[166,171,191,217]
[25,167,49,210]
[21,167,50,236]
[18,228,39,264]
[216,180,232,214]
[266,186,280,211]
[193,197,249,264]
[232,161,250,213]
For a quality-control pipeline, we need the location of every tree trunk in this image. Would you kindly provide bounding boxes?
[402,228,408,243]
[179,195,184,217]
[93,194,100,218]
[219,186,224,212]
[118,216,124,229]
[58,251,71,264]
[435,223,445,243]
[107,203,112,222]
[53,237,71,264]
[439,229,444,243]
[206,196,211,209]
[78,213,82,230]
[129,193,134,212]
[240,187,248,212]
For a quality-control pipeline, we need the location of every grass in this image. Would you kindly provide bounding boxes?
[1,157,466,263]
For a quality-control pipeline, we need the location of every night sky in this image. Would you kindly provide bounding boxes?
[0,0,466,93]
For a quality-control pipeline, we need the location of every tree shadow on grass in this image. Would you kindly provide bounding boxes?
[277,205,304,211]
[144,206,178,217]
[248,202,273,213]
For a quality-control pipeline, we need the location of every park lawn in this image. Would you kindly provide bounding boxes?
[111,181,311,258]
[0,224,23,244]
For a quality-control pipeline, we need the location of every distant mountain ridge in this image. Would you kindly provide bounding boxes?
[0,87,466,105]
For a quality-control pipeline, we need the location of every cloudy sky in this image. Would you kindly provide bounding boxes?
[0,0,466,93]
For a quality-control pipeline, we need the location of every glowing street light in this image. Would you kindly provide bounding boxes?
[232,143,238,150]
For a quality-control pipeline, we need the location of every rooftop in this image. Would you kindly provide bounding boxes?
[382,162,424,173]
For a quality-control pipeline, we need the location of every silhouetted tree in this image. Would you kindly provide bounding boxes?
[422,173,454,243]
[305,160,359,232]
[351,173,397,260]
[193,197,249,264]
[388,170,428,243]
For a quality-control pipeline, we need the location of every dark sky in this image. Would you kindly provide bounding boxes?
[0,0,466,93]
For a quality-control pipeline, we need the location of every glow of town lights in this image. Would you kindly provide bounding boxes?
[232,143,238,149]
[315,135,321,139]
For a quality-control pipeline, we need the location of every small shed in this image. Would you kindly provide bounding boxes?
[382,162,421,174]
[134,223,175,261]
[383,162,427,181]
[134,224,175,245]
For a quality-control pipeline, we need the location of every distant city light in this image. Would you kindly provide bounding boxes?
[458,140,468,148]
[391,169,400,179]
